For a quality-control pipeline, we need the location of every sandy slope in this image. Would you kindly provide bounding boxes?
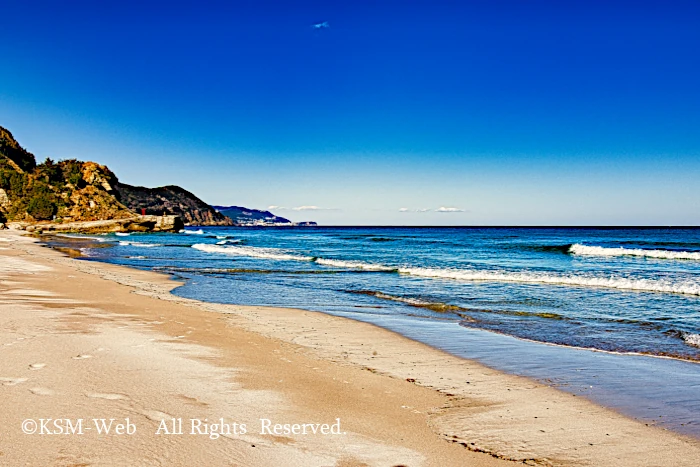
[0,230,699,466]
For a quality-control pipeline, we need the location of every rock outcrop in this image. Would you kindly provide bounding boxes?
[0,126,36,172]
[0,124,233,231]
[115,184,234,226]
[23,215,184,234]
[0,125,182,232]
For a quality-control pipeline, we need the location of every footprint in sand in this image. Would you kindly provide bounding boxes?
[139,409,173,422]
[72,354,93,360]
[29,387,54,396]
[0,377,28,386]
[29,363,46,370]
[87,393,130,401]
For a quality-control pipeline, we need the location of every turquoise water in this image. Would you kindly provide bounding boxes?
[50,227,700,437]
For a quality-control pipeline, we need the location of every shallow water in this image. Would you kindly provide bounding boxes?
[47,227,700,437]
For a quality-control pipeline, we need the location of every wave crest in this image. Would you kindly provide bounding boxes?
[398,267,700,296]
[118,241,161,248]
[570,244,700,261]
[192,243,314,262]
[315,258,396,271]
[682,332,700,348]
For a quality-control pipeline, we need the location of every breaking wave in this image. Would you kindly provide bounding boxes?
[314,258,396,272]
[118,241,161,248]
[192,244,395,271]
[397,267,700,296]
[216,239,243,245]
[683,332,700,348]
[192,243,314,262]
[180,229,205,235]
[570,244,700,261]
[56,234,110,243]
[190,243,700,296]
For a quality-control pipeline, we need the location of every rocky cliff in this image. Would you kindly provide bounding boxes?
[0,126,135,224]
[1,124,236,230]
[114,184,234,226]
[0,126,36,172]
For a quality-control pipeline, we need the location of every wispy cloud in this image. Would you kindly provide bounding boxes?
[399,208,432,213]
[293,205,339,211]
[436,206,465,213]
[312,21,329,29]
[268,205,338,212]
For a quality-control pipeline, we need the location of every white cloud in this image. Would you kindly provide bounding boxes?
[313,21,330,29]
[436,207,465,213]
[292,206,338,211]
[399,208,431,213]
[267,205,287,210]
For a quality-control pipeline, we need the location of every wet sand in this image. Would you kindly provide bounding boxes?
[1,230,699,466]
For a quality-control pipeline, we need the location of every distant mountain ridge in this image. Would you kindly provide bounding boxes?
[212,205,291,225]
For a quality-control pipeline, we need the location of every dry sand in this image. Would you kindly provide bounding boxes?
[0,230,699,466]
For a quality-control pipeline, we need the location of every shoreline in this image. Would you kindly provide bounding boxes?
[2,230,700,466]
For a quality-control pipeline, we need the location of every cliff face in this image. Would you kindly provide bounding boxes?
[0,124,232,229]
[0,126,36,172]
[114,184,234,226]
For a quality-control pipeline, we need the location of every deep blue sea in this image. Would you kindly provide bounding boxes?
[49,227,700,437]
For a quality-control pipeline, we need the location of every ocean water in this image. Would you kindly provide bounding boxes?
[49,227,700,436]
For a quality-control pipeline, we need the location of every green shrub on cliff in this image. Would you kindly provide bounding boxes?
[27,188,56,220]
[61,159,86,188]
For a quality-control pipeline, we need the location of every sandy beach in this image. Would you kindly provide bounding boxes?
[1,230,699,466]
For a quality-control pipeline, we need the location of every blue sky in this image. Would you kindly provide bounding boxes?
[1,0,699,225]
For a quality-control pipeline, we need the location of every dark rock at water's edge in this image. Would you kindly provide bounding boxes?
[115,184,233,226]
[15,215,185,234]
[212,205,291,225]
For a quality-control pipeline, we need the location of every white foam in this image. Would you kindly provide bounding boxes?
[215,239,241,245]
[570,244,700,261]
[56,234,109,242]
[682,332,700,348]
[315,258,396,271]
[192,243,395,270]
[118,241,161,248]
[182,229,205,235]
[398,267,700,296]
[115,232,130,237]
[192,244,313,262]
